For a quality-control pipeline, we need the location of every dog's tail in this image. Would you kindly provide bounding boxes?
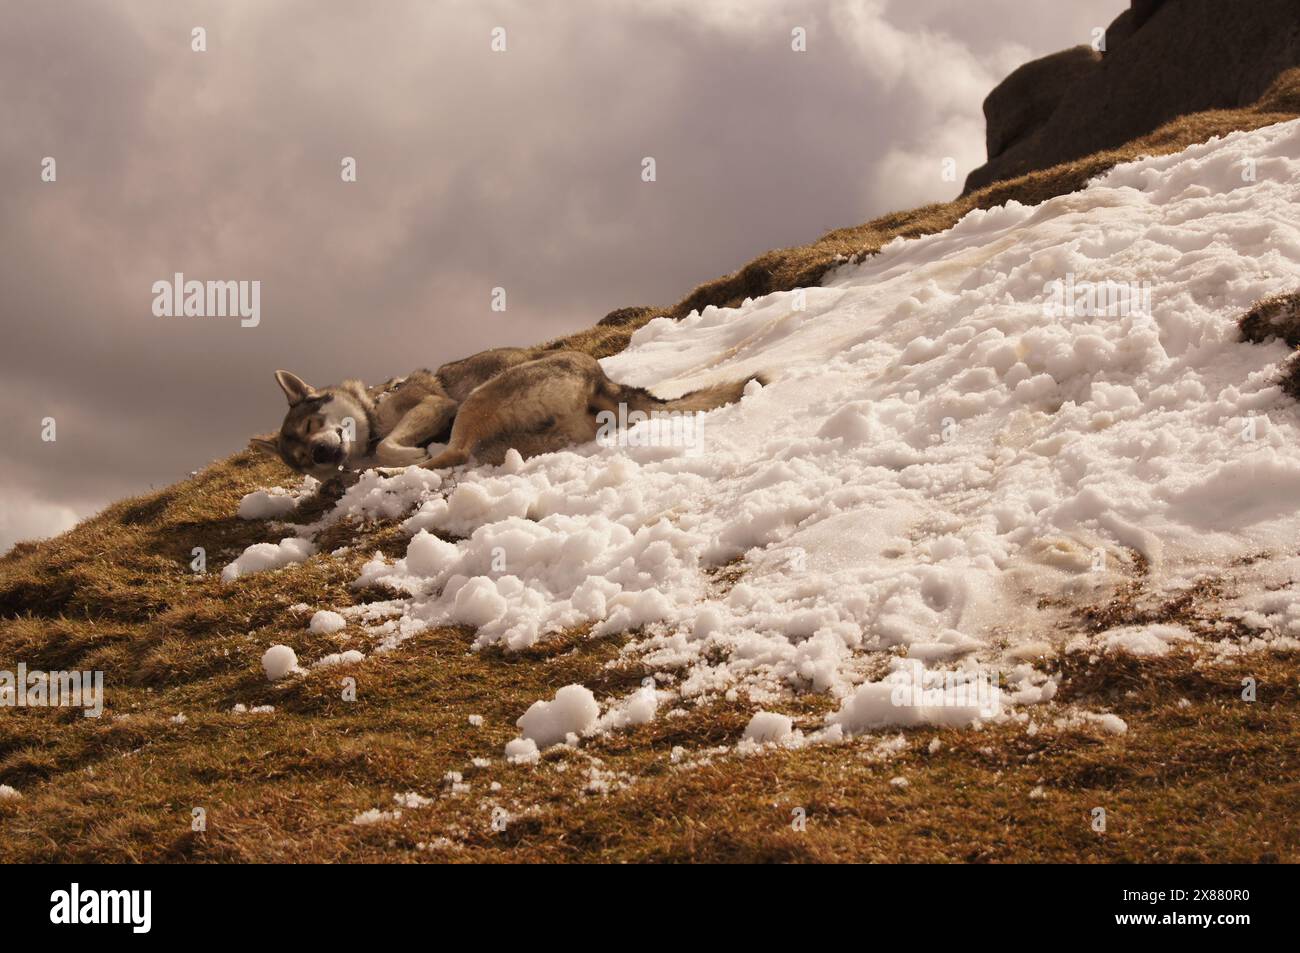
[600,372,768,416]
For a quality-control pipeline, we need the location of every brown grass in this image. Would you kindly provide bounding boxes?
[2,437,1296,863]
[1,464,1295,863]
[1238,289,1300,399]
[3,81,1300,863]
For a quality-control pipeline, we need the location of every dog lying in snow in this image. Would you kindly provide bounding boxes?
[252,346,757,483]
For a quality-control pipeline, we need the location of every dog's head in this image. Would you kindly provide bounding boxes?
[250,370,367,478]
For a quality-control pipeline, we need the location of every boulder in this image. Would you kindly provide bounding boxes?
[983,46,1101,159]
[1104,8,1136,54]
[1131,0,1167,29]
[965,0,1300,193]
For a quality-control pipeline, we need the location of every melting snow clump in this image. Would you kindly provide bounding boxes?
[222,537,315,582]
[743,711,794,744]
[505,738,540,764]
[261,645,301,681]
[309,610,347,634]
[516,684,600,747]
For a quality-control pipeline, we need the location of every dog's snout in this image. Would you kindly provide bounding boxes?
[312,444,340,465]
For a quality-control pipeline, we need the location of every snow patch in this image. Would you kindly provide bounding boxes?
[222,537,315,582]
[309,610,347,634]
[515,684,600,748]
[236,477,319,519]
[261,645,301,681]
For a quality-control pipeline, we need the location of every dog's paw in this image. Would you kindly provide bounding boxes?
[374,466,411,478]
[315,471,358,500]
[374,440,429,468]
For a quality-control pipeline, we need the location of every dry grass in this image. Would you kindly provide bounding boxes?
[1238,288,1300,400]
[4,81,1300,863]
[1239,290,1300,349]
[2,443,1297,863]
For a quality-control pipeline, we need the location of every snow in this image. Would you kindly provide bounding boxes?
[232,120,1300,752]
[515,684,600,747]
[1102,624,1194,657]
[261,645,300,681]
[352,808,400,825]
[504,737,540,764]
[236,477,318,519]
[827,673,987,733]
[743,711,794,744]
[594,685,659,731]
[308,610,347,635]
[221,537,315,582]
[1090,713,1129,735]
[237,491,297,520]
[312,650,364,669]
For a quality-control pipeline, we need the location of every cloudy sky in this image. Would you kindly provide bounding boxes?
[0,0,1125,551]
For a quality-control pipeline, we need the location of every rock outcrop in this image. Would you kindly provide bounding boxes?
[982,46,1102,161]
[965,0,1300,192]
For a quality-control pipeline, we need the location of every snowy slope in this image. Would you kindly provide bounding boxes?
[233,120,1300,748]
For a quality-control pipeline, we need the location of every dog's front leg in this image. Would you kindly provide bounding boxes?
[373,394,459,467]
[374,395,458,467]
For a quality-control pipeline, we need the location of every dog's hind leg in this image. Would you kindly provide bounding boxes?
[419,385,582,470]
[418,398,499,470]
[418,352,604,471]
[375,394,457,467]
[475,411,602,466]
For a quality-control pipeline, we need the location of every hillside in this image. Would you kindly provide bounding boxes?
[4,83,1300,863]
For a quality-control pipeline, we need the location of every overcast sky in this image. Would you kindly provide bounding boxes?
[0,0,1125,551]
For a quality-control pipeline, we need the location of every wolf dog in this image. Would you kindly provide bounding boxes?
[252,347,757,482]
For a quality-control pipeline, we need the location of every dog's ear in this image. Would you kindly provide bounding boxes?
[274,370,315,406]
[249,436,279,455]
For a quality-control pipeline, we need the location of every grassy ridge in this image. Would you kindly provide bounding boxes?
[3,76,1300,863]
